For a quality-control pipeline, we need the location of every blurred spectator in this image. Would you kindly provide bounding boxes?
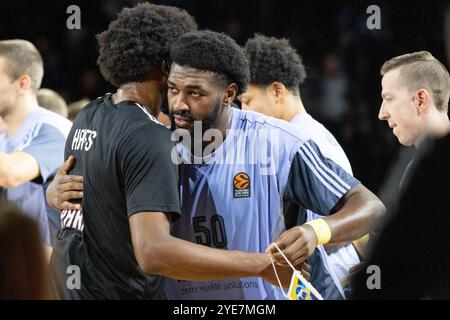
[0,40,72,245]
[318,53,349,143]
[37,88,69,118]
[0,205,53,299]
[67,98,89,121]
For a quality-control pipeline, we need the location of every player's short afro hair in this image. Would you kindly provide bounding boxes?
[170,30,250,96]
[245,35,307,92]
[96,3,197,87]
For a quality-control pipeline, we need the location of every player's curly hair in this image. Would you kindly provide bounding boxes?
[170,30,250,96]
[96,3,197,87]
[245,35,307,93]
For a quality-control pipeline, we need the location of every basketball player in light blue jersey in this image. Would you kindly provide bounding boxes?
[164,30,385,300]
[0,40,72,246]
[240,35,365,298]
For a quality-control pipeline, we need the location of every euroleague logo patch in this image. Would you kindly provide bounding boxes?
[233,172,250,198]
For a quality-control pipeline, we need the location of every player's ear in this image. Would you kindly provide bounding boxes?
[17,74,32,93]
[414,88,430,116]
[270,82,286,103]
[223,83,238,105]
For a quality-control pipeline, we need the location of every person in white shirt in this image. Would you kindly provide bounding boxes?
[240,34,368,299]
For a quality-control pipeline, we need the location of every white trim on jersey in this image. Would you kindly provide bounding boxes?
[135,103,162,125]
[303,141,351,190]
[298,146,344,198]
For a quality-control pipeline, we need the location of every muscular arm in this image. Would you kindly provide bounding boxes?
[323,184,385,243]
[0,152,40,188]
[129,211,291,284]
[271,184,384,266]
[270,141,385,266]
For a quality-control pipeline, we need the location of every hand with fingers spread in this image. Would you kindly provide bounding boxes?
[267,224,318,268]
[46,156,84,212]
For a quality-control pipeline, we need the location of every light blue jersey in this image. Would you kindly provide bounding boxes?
[165,108,359,300]
[0,106,71,245]
[289,113,360,298]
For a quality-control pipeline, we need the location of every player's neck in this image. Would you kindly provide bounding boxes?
[4,94,37,137]
[283,95,307,122]
[216,104,233,135]
[113,83,160,118]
